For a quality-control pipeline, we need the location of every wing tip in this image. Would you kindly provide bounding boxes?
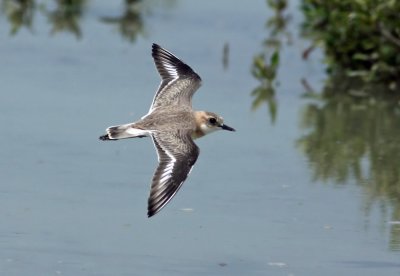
[152,43,160,54]
[152,43,170,60]
[147,209,156,218]
[151,43,202,83]
[147,199,166,218]
[146,191,172,218]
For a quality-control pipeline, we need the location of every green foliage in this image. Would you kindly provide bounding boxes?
[302,0,400,91]
[251,51,279,122]
[250,0,290,123]
[0,0,148,41]
[1,0,35,35]
[44,0,87,39]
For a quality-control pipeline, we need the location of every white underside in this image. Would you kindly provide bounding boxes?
[106,124,151,139]
[125,128,151,137]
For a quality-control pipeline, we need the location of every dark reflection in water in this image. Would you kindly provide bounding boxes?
[298,73,400,251]
[1,0,86,37]
[222,42,229,71]
[0,0,179,41]
[1,0,35,35]
[100,0,144,43]
[43,0,86,38]
[250,0,291,123]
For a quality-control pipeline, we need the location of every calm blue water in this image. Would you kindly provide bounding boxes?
[0,0,399,275]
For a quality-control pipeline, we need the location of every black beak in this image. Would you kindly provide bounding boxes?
[220,124,235,131]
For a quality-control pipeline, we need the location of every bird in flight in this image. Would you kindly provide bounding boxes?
[100,44,235,217]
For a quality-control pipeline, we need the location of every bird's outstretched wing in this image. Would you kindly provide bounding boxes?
[148,130,200,217]
[147,43,202,114]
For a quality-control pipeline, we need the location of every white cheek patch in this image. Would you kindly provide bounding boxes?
[200,123,218,135]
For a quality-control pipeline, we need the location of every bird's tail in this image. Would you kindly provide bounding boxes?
[99,124,148,141]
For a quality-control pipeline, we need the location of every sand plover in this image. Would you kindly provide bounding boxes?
[100,43,235,217]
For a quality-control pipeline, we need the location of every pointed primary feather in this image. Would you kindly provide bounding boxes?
[148,44,202,113]
[148,131,200,217]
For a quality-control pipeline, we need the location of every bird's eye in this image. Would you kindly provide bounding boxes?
[208,117,217,125]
